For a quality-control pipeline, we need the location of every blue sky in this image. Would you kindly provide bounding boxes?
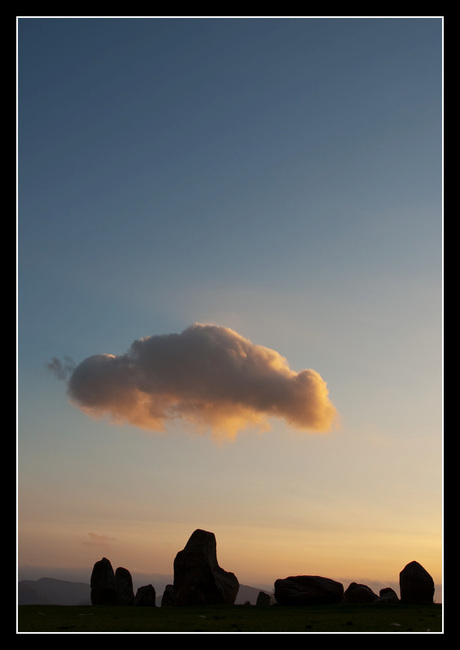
[18,16,443,596]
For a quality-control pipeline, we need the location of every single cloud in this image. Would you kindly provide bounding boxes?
[83,532,117,547]
[51,323,338,440]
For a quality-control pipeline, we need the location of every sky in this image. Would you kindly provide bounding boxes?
[17,16,443,599]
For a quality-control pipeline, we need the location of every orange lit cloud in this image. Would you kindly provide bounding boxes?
[50,323,338,440]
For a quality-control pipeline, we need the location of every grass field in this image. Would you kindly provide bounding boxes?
[17,603,443,633]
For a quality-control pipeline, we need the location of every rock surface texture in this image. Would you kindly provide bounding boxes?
[172,529,239,606]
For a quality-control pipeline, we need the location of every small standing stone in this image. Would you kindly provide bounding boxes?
[161,584,175,606]
[115,566,134,605]
[134,584,157,607]
[376,587,399,603]
[256,591,271,606]
[344,582,378,603]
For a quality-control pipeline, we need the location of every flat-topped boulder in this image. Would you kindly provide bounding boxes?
[274,575,344,605]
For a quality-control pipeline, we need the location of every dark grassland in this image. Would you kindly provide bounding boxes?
[18,603,442,633]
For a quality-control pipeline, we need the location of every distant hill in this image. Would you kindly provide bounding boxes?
[235,584,272,604]
[18,577,91,606]
[18,577,270,606]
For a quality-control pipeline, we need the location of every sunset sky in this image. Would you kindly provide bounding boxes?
[17,16,443,598]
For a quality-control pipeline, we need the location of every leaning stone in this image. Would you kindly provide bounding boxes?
[399,561,434,604]
[90,557,119,605]
[134,584,157,607]
[115,567,134,605]
[274,575,344,606]
[344,582,378,603]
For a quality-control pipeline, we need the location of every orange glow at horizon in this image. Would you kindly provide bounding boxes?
[18,516,442,597]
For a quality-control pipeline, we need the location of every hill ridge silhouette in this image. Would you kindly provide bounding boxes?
[18,576,269,606]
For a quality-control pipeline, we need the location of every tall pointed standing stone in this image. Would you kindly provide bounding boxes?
[172,529,239,606]
[90,557,119,605]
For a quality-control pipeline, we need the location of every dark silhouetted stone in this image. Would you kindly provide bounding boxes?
[134,584,156,606]
[161,584,175,606]
[172,529,239,606]
[115,566,134,605]
[344,582,378,603]
[399,561,434,604]
[376,587,399,603]
[256,591,271,606]
[90,557,119,605]
[274,575,344,606]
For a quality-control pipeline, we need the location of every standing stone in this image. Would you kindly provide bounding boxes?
[134,584,157,607]
[376,587,399,603]
[344,582,378,603]
[399,561,434,604]
[90,557,119,605]
[115,566,134,605]
[274,575,344,606]
[256,591,271,606]
[161,584,175,606]
[172,529,239,606]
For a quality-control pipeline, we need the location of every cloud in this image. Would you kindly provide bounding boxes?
[51,323,338,440]
[88,532,117,542]
[86,532,117,544]
[46,355,75,381]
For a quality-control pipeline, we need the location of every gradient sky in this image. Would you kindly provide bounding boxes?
[17,16,443,598]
